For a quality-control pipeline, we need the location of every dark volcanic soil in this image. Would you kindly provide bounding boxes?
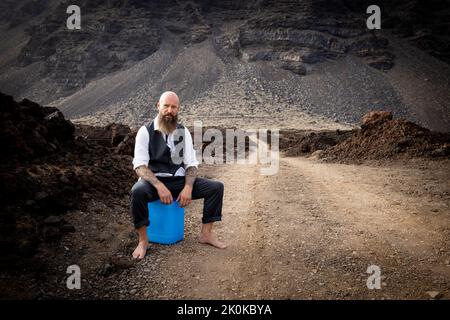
[0,92,135,283]
[320,118,450,163]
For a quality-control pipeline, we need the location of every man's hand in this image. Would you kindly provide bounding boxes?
[156,183,173,204]
[177,186,192,208]
[178,166,197,208]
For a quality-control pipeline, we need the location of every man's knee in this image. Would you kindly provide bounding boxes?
[131,181,151,201]
[212,180,224,195]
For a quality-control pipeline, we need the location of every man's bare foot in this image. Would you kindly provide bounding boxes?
[132,241,148,259]
[198,234,227,249]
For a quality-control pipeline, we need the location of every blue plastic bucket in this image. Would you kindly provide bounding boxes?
[147,200,185,245]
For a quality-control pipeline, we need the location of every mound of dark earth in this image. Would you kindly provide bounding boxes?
[280,110,450,162]
[320,115,450,163]
[0,92,135,272]
[280,129,353,157]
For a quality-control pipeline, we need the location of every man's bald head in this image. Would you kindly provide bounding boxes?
[158,91,179,108]
[156,91,180,134]
[157,91,180,116]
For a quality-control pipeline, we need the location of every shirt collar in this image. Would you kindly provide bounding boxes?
[153,115,161,132]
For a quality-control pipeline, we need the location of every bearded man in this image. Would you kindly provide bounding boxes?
[130,91,227,259]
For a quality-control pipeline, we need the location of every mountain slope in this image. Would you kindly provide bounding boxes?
[0,0,449,131]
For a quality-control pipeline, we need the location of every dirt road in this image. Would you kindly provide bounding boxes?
[121,155,450,300]
[27,151,449,300]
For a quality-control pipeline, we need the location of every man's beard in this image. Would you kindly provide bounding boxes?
[157,113,178,134]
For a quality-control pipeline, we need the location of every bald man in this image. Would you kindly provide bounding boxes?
[130,91,227,259]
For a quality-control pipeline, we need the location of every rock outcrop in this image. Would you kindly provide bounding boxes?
[6,0,447,98]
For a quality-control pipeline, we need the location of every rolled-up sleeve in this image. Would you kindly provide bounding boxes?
[132,126,150,170]
[183,127,199,169]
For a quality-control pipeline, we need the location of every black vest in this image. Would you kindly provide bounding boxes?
[145,120,185,175]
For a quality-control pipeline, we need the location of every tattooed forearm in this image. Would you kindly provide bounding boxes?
[135,165,161,187]
[185,166,198,189]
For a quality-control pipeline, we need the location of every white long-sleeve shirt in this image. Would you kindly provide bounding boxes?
[132,116,199,176]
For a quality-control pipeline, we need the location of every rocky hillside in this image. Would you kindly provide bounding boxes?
[0,0,449,131]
